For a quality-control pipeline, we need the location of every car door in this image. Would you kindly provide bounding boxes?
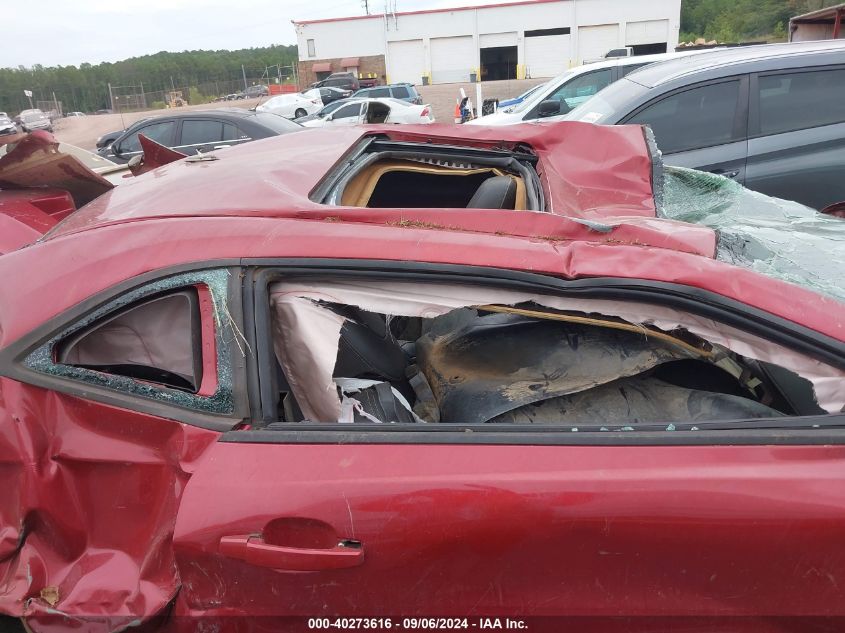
[622,77,749,182]
[170,265,845,626]
[745,66,845,210]
[0,267,245,631]
[111,119,177,163]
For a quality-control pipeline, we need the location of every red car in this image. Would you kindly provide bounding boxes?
[0,124,844,633]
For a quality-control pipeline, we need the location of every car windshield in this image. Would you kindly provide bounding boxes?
[565,77,648,123]
[318,100,348,116]
[22,113,44,122]
[511,70,577,113]
[302,89,321,99]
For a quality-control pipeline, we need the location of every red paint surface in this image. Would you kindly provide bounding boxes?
[0,380,219,630]
[172,442,845,617]
[0,122,843,631]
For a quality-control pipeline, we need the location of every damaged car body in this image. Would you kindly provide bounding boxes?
[0,121,844,633]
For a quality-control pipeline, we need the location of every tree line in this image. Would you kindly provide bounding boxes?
[0,44,297,115]
[681,0,843,43]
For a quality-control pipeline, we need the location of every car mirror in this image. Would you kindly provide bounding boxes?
[112,143,122,156]
[538,100,562,118]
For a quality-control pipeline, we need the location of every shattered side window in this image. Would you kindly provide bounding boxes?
[23,269,238,414]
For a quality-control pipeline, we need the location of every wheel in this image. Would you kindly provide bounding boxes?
[294,108,307,118]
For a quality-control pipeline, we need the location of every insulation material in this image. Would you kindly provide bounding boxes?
[268,280,845,421]
[661,166,845,304]
[60,293,196,382]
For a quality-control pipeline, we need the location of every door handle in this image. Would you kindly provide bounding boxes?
[220,534,364,571]
[710,168,740,179]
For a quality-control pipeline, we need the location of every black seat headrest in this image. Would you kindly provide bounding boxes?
[466,176,517,210]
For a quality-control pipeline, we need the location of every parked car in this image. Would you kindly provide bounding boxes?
[293,98,351,124]
[18,109,52,133]
[0,113,16,136]
[300,97,434,127]
[469,50,711,126]
[311,71,360,91]
[243,84,269,98]
[352,82,423,105]
[303,86,352,105]
[559,40,845,210]
[97,108,303,164]
[1,121,844,631]
[255,92,323,119]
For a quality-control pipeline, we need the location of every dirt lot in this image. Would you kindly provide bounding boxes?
[418,78,547,122]
[52,78,549,151]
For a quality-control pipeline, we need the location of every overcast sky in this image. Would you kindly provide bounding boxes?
[3,0,508,68]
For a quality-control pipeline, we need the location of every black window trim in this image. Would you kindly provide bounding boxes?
[619,74,750,155]
[0,261,248,432]
[241,259,845,444]
[748,64,845,139]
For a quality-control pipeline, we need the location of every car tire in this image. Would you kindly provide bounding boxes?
[295,108,307,118]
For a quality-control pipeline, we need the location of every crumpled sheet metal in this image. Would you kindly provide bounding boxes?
[0,378,220,632]
[269,280,845,421]
[0,131,114,209]
[661,166,845,304]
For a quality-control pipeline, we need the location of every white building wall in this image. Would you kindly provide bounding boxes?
[294,0,681,82]
[294,18,384,61]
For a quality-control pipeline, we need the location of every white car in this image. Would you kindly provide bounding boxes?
[255,93,322,119]
[301,98,434,127]
[468,50,715,126]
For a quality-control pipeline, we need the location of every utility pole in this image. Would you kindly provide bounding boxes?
[242,64,248,90]
[362,0,369,14]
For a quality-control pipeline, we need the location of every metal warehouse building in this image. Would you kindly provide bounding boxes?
[293,0,681,87]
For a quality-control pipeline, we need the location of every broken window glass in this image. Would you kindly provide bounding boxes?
[24,268,238,414]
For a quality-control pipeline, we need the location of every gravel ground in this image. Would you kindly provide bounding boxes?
[51,78,551,151]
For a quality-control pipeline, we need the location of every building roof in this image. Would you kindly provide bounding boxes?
[790,2,845,23]
[293,0,560,26]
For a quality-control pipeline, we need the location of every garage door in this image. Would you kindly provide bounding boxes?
[387,39,425,85]
[577,24,619,63]
[626,19,669,45]
[431,35,476,84]
[525,34,571,78]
